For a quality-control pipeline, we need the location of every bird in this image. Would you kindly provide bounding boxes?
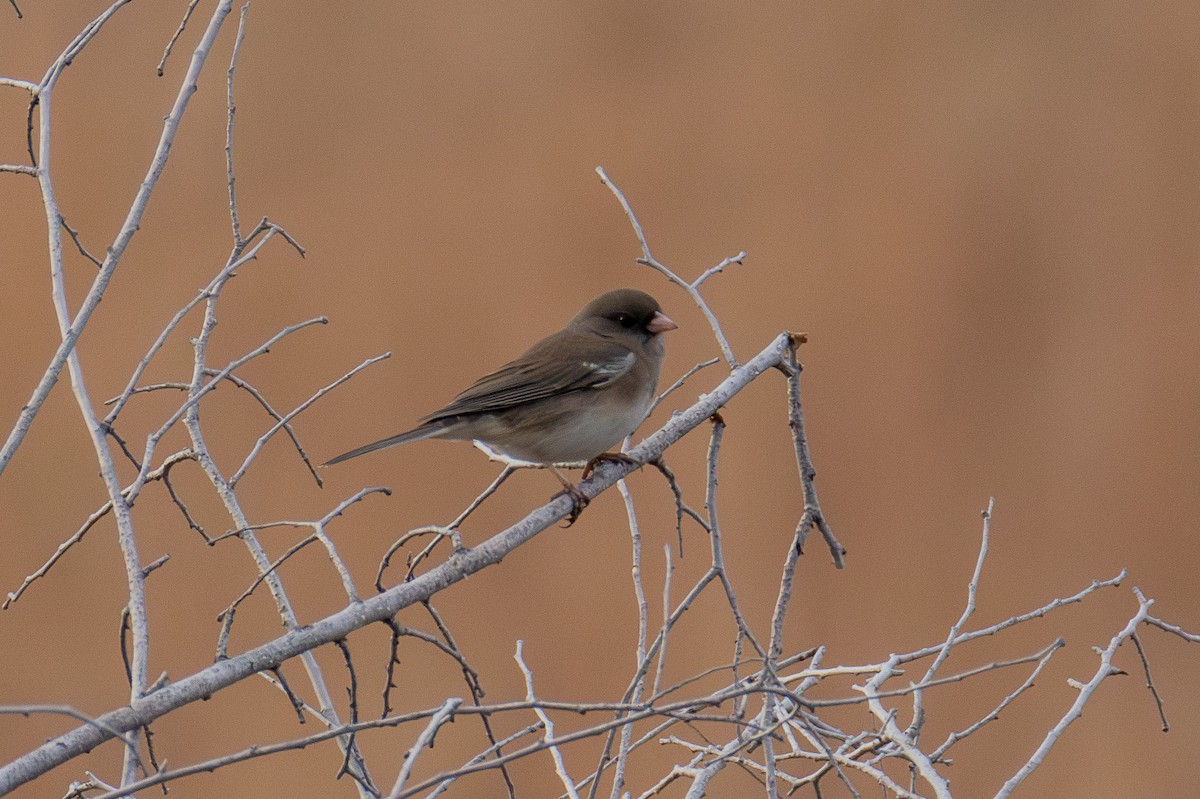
[325,288,677,518]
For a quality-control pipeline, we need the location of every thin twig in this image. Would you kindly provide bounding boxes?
[0,705,139,754]
[1129,631,1169,732]
[783,334,844,568]
[515,642,580,799]
[385,698,462,799]
[596,166,740,368]
[647,357,719,416]
[218,490,387,614]
[229,353,391,487]
[3,451,196,609]
[156,0,201,76]
[60,215,102,267]
[929,639,1064,762]
[704,414,768,662]
[376,466,515,589]
[225,2,249,243]
[611,479,649,799]
[907,497,995,740]
[654,544,674,698]
[995,587,1156,797]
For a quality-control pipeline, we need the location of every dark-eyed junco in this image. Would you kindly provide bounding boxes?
[325,289,677,511]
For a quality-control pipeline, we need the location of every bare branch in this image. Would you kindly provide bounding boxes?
[514,642,580,799]
[59,215,102,267]
[0,705,139,753]
[783,334,844,568]
[0,0,233,477]
[596,166,740,368]
[156,0,201,76]
[386,698,463,799]
[1130,631,1169,732]
[996,587,1156,797]
[225,2,249,242]
[229,353,390,487]
[907,498,995,739]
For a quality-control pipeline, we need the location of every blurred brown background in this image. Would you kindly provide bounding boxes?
[2,3,1199,797]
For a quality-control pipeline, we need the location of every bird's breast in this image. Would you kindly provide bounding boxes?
[466,382,654,464]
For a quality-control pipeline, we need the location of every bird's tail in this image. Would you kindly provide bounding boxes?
[323,423,448,465]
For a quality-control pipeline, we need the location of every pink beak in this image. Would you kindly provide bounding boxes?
[647,311,678,334]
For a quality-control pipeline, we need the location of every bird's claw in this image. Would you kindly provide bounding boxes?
[552,453,638,527]
[554,483,590,527]
[582,452,638,481]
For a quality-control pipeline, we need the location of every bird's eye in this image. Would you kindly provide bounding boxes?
[614,313,635,328]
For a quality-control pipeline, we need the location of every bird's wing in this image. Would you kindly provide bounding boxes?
[422,330,635,420]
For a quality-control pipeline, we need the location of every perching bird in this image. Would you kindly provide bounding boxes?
[325,288,677,514]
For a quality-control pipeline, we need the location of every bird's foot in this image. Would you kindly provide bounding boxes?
[550,468,590,526]
[550,454,638,526]
[581,452,638,481]
[553,482,590,527]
